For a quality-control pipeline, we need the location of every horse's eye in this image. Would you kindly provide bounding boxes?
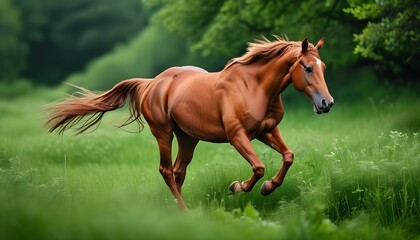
[304,66,312,73]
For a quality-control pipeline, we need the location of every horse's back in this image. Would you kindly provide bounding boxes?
[154,66,208,79]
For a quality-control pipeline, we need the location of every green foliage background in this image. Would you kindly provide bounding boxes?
[0,0,27,82]
[65,25,226,91]
[2,0,151,85]
[1,0,418,87]
[0,0,419,239]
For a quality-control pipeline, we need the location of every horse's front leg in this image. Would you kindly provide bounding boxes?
[257,127,294,195]
[228,129,265,194]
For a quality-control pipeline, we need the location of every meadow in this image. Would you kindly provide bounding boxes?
[0,83,419,240]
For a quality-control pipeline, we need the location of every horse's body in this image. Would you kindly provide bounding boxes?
[45,37,334,209]
[145,65,282,142]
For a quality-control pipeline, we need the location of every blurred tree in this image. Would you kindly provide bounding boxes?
[148,0,358,66]
[65,25,227,91]
[0,0,27,82]
[344,0,419,80]
[11,0,152,85]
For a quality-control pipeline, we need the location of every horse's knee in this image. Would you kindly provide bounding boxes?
[283,151,294,166]
[159,166,173,179]
[253,165,265,178]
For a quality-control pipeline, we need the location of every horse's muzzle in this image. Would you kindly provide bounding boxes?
[313,94,334,114]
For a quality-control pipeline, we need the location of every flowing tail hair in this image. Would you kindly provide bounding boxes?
[44,79,151,135]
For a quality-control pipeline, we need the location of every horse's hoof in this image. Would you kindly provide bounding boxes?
[260,180,274,196]
[228,181,243,195]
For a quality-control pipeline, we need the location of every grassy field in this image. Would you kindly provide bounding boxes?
[0,85,419,240]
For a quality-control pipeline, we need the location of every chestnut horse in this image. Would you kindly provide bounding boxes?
[45,37,334,209]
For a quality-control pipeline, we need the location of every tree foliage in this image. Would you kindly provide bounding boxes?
[344,0,419,76]
[0,0,27,82]
[65,25,226,91]
[149,0,419,81]
[9,0,152,85]
[149,0,357,65]
[2,0,419,85]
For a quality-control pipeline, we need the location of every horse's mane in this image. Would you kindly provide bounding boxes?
[224,36,301,70]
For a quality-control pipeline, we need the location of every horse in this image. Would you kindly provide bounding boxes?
[44,37,334,209]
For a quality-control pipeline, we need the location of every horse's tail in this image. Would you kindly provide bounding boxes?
[44,78,151,135]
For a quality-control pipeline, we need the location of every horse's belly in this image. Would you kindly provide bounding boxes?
[171,109,228,142]
[182,124,228,143]
[169,95,228,142]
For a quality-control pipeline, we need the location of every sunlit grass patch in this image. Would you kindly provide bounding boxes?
[326,131,420,229]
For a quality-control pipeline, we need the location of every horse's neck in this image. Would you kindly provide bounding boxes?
[258,52,296,100]
[219,51,297,100]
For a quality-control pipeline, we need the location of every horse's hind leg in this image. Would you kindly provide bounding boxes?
[257,127,294,195]
[173,128,198,194]
[150,125,187,209]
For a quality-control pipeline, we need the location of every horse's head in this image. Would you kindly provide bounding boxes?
[290,38,334,114]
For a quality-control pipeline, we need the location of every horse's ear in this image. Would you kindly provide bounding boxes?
[315,37,324,49]
[302,38,309,53]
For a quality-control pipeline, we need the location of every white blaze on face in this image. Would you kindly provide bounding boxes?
[315,57,322,67]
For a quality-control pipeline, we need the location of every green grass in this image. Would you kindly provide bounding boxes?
[0,87,419,240]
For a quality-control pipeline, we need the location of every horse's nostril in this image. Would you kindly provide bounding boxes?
[321,99,328,108]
